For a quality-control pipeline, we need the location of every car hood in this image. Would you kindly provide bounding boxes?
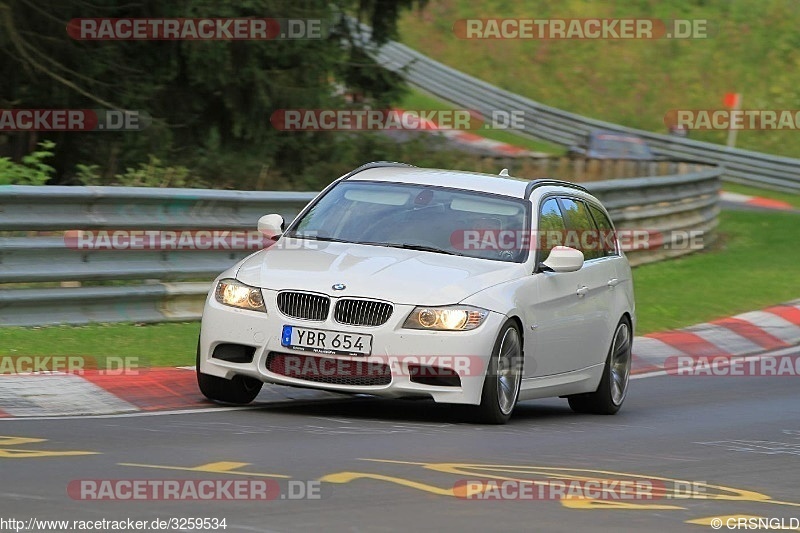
[235,240,525,305]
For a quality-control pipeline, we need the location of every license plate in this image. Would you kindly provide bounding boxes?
[281,325,372,356]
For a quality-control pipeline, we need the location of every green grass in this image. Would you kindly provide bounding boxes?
[0,322,200,367]
[1,211,797,366]
[398,88,564,154]
[633,209,799,333]
[722,182,800,209]
[398,0,800,158]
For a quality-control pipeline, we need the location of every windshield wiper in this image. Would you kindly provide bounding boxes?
[287,236,464,256]
[383,243,465,256]
[293,234,353,243]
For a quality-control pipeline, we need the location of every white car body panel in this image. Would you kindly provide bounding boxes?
[235,240,527,306]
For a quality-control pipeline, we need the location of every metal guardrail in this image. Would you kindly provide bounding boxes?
[0,167,720,326]
[365,33,800,192]
[470,157,711,182]
[0,186,315,231]
[0,186,316,285]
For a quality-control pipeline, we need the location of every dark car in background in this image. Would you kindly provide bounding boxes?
[568,130,656,160]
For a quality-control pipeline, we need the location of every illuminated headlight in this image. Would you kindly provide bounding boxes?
[214,279,266,312]
[403,306,488,331]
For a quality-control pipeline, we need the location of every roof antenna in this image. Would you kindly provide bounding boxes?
[499,168,510,177]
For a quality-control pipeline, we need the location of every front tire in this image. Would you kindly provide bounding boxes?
[568,318,632,415]
[196,340,262,405]
[469,321,523,424]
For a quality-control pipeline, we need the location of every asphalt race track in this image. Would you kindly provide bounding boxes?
[0,345,798,532]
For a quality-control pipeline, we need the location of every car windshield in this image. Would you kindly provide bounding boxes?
[287,180,530,263]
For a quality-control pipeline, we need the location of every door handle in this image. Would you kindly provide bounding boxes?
[607,278,620,288]
[576,286,589,297]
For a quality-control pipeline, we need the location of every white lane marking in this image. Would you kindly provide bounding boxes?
[0,396,359,421]
[0,406,258,421]
[631,370,668,379]
[696,439,800,456]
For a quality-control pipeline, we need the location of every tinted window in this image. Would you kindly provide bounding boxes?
[537,198,566,263]
[588,203,618,257]
[288,181,530,263]
[559,198,603,260]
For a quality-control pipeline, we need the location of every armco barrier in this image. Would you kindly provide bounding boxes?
[0,167,720,326]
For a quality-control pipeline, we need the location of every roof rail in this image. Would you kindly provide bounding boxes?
[341,161,416,180]
[524,178,588,199]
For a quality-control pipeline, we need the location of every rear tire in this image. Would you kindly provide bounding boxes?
[568,318,631,415]
[196,339,262,405]
[468,321,523,424]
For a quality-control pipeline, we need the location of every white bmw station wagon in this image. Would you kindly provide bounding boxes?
[198,162,635,423]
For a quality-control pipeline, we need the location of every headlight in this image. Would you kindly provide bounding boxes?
[214,279,266,312]
[403,305,488,331]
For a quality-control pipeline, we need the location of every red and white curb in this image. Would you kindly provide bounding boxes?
[720,191,795,211]
[0,368,344,419]
[631,300,800,376]
[1,300,798,418]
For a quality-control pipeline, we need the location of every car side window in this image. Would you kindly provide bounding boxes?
[559,197,603,261]
[537,198,566,263]
[588,203,618,257]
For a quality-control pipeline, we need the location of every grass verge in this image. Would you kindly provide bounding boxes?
[0,322,200,368]
[633,209,798,333]
[397,0,800,158]
[1,210,796,365]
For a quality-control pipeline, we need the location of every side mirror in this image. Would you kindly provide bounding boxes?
[257,214,285,241]
[540,246,584,273]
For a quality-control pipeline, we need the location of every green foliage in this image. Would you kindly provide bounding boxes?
[73,164,102,185]
[0,0,425,186]
[0,140,56,185]
[76,156,202,188]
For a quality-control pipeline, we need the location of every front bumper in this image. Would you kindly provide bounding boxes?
[199,288,505,405]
